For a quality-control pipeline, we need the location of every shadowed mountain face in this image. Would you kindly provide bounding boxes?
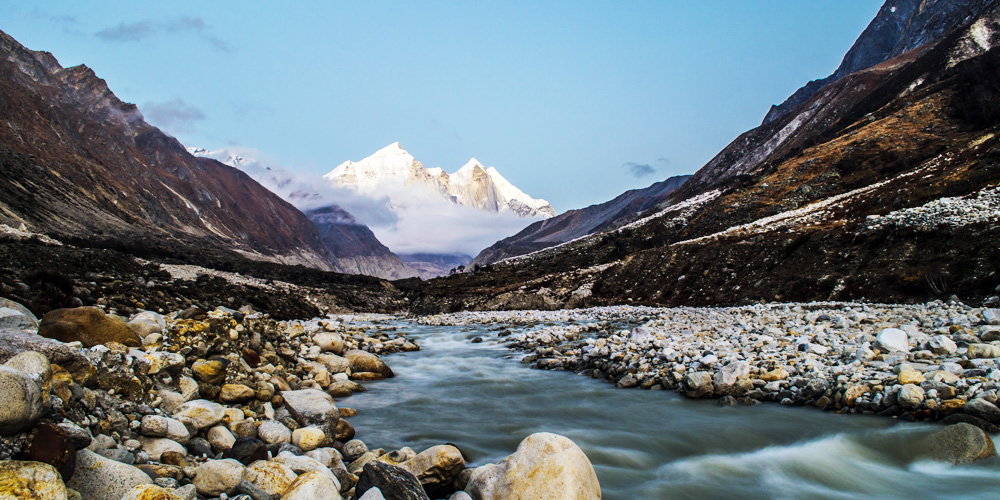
[469,175,690,268]
[398,253,473,280]
[409,2,1000,312]
[763,0,999,125]
[0,29,340,271]
[305,206,418,280]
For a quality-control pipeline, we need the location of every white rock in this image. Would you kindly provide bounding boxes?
[258,420,292,444]
[875,328,910,353]
[281,470,344,500]
[466,433,599,500]
[207,425,236,453]
[172,399,225,431]
[67,449,153,500]
[138,437,186,462]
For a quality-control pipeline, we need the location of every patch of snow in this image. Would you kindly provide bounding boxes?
[0,224,63,245]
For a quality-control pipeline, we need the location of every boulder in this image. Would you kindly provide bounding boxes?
[313,332,344,354]
[191,359,227,385]
[398,445,465,492]
[0,328,92,383]
[258,420,292,445]
[898,384,926,409]
[120,484,185,500]
[291,426,327,452]
[281,389,340,428]
[760,367,789,382]
[713,361,750,394]
[67,449,152,500]
[273,452,340,488]
[207,425,237,453]
[220,383,255,404]
[466,433,600,500]
[281,470,344,500]
[342,439,369,462]
[138,437,186,462]
[874,328,909,353]
[968,343,1000,359]
[964,398,1000,423]
[923,422,997,464]
[927,335,958,356]
[683,372,713,398]
[316,353,350,374]
[0,460,67,500]
[127,311,167,338]
[0,364,47,435]
[243,460,297,498]
[355,461,429,500]
[343,350,394,378]
[222,437,269,466]
[38,307,141,347]
[898,369,925,385]
[0,300,38,331]
[192,459,245,497]
[172,400,225,431]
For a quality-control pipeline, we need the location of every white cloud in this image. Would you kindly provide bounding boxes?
[192,145,535,255]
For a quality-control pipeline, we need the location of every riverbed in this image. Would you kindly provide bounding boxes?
[346,319,1000,499]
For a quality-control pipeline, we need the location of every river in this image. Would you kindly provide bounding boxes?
[346,320,1000,499]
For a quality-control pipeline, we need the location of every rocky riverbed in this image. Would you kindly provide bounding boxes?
[0,300,602,500]
[421,299,1000,434]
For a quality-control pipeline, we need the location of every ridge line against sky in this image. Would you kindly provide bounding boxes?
[3,1,882,212]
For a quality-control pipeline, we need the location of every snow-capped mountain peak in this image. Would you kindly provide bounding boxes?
[324,143,555,218]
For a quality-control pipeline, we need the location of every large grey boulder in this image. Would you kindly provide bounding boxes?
[875,328,910,353]
[67,449,152,500]
[0,298,38,331]
[281,389,340,430]
[466,433,600,500]
[0,328,91,381]
[355,461,429,500]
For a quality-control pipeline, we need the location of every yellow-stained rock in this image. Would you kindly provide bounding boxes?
[0,460,67,500]
[843,385,871,407]
[242,460,297,498]
[120,484,184,500]
[219,384,255,404]
[898,370,926,385]
[760,367,789,382]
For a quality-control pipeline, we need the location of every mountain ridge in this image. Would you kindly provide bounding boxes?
[0,29,341,271]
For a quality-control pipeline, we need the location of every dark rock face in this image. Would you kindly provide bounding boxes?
[354,461,430,500]
[764,0,999,124]
[0,29,338,271]
[469,175,690,267]
[222,437,269,466]
[306,206,418,280]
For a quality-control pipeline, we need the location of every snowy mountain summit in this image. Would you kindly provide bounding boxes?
[325,142,556,218]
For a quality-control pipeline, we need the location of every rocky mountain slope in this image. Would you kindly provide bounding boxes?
[469,175,690,268]
[763,0,998,124]
[0,29,340,272]
[189,148,419,280]
[408,1,1000,312]
[326,142,556,218]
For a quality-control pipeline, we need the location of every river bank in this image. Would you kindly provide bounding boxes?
[420,300,1000,431]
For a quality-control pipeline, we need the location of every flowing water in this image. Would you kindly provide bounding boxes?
[347,321,1000,499]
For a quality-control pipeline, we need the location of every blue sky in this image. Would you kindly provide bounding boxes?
[3,1,882,212]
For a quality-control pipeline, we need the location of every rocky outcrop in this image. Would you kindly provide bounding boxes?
[0,29,340,271]
[764,0,999,124]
